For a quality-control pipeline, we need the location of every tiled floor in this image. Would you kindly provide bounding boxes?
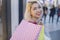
[43,14,60,40]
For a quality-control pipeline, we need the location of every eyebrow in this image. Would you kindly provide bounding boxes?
[28,1,37,4]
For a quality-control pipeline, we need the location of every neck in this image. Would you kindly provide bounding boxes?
[32,17,38,22]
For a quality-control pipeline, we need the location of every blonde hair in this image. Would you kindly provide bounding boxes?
[24,1,43,21]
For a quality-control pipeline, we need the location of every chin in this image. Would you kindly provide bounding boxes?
[36,16,40,19]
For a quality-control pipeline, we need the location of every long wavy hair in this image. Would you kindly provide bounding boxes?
[24,1,43,24]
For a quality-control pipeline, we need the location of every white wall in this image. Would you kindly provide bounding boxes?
[11,0,19,34]
[58,0,60,5]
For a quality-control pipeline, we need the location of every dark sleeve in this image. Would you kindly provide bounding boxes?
[50,8,51,11]
[46,7,48,10]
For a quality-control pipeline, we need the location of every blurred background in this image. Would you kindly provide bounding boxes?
[0,0,60,40]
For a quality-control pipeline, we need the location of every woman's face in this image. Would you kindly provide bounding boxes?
[30,3,42,19]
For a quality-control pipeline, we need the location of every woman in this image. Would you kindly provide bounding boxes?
[49,5,56,23]
[56,5,60,23]
[10,1,44,40]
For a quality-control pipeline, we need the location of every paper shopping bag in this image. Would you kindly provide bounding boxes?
[10,20,42,40]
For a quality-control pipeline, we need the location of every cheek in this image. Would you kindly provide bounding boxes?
[40,9,43,13]
[30,10,35,16]
[40,9,43,15]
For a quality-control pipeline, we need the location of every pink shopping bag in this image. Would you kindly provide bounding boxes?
[10,19,42,40]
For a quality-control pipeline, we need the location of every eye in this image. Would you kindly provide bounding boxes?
[33,7,37,10]
[38,6,41,8]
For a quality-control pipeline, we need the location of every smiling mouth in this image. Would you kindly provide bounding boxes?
[37,13,40,16]
[36,13,41,16]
